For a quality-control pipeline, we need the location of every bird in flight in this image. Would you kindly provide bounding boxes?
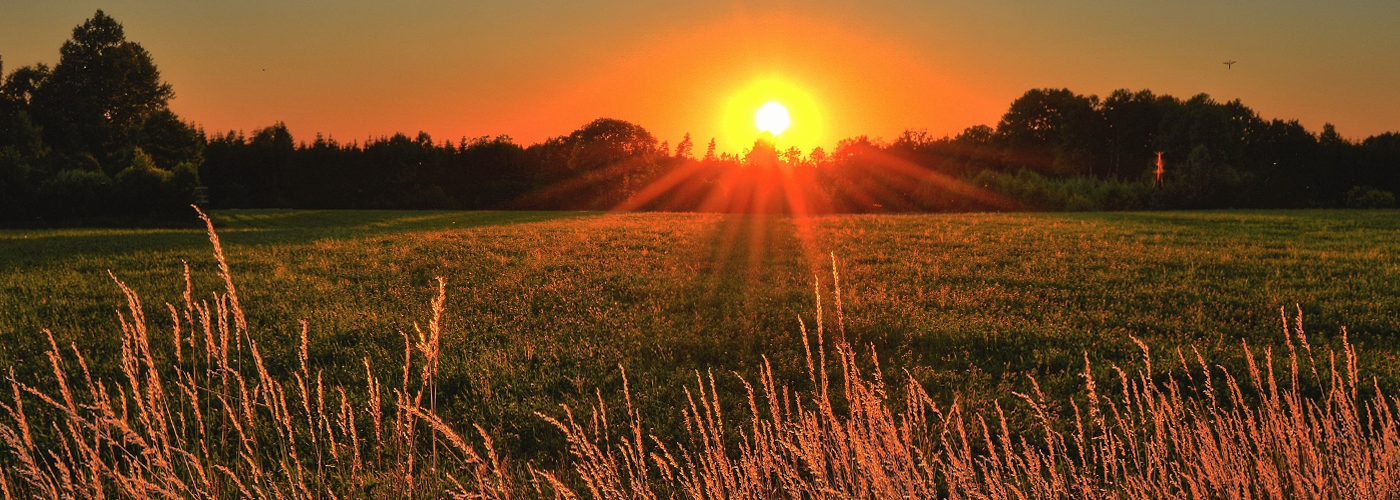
[1224,60,1237,69]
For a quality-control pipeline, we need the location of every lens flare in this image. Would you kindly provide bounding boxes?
[755,102,791,136]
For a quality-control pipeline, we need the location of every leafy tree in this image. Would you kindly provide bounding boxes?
[1320,123,1347,148]
[0,63,50,109]
[107,147,200,216]
[1162,145,1243,208]
[246,123,296,206]
[129,109,203,170]
[955,125,993,146]
[1101,89,1166,179]
[565,118,658,172]
[995,88,1104,175]
[781,147,803,166]
[31,10,174,168]
[0,62,51,163]
[558,118,662,208]
[1359,133,1400,195]
[1248,119,1321,207]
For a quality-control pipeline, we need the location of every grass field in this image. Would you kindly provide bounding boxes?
[3,209,1400,458]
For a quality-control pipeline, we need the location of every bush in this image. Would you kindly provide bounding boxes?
[39,169,112,219]
[112,148,201,217]
[114,152,174,213]
[974,169,1153,211]
[1345,186,1397,209]
[170,160,201,200]
[0,148,36,220]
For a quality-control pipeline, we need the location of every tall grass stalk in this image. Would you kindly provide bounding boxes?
[0,208,509,499]
[2,208,1398,498]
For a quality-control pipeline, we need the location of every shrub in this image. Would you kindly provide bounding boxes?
[975,169,1153,211]
[114,151,174,214]
[170,160,202,200]
[38,169,112,219]
[111,149,201,217]
[0,148,36,220]
[1345,185,1397,209]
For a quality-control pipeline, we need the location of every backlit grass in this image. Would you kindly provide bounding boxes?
[2,209,1399,458]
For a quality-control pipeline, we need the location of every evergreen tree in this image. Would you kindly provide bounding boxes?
[675,133,694,160]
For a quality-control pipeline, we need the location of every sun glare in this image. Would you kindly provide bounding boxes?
[720,77,825,152]
[756,102,791,136]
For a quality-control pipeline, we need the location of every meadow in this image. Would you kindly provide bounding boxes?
[3,208,1399,461]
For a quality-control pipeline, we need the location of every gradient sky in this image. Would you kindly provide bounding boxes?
[2,1,1397,152]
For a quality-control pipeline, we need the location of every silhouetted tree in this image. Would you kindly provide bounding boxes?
[955,125,993,146]
[447,135,530,208]
[565,118,658,172]
[995,88,1104,176]
[8,12,1400,226]
[675,133,694,160]
[1101,89,1166,179]
[128,109,203,170]
[745,136,780,167]
[31,10,174,170]
[553,118,662,208]
[1161,144,1243,208]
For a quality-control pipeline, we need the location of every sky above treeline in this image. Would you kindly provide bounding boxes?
[2,0,1397,153]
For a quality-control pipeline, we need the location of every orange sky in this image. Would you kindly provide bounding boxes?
[3,1,1398,153]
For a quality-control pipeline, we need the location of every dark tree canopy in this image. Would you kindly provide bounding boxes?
[995,88,1105,176]
[31,10,174,167]
[1,11,198,224]
[565,118,659,172]
[2,11,1400,225]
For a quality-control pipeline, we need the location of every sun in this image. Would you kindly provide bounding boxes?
[719,77,825,152]
[755,101,791,136]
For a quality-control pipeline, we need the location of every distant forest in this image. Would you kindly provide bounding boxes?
[3,11,1398,226]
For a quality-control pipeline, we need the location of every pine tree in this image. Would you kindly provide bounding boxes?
[675,133,694,160]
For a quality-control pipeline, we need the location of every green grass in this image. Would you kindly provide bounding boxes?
[3,209,1399,456]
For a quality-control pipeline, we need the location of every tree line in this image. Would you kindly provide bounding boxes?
[3,11,1397,226]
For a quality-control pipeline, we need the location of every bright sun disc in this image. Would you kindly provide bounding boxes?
[755,101,791,136]
[720,78,823,151]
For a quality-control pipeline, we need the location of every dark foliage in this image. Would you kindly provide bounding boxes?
[1,11,199,226]
[3,14,1399,225]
